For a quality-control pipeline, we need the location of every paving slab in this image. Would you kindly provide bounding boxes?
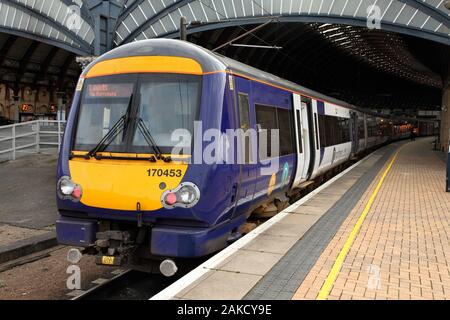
[242,234,298,254]
[0,154,57,229]
[215,250,283,276]
[179,270,262,300]
[0,154,58,263]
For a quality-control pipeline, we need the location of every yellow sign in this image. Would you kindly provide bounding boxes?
[228,75,234,91]
[101,256,115,265]
[76,77,85,91]
[267,173,276,196]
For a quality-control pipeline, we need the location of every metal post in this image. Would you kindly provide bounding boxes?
[180,16,187,41]
[12,125,16,161]
[36,121,40,153]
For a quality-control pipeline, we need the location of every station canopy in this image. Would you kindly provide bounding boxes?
[115,0,450,111]
[0,0,449,110]
[0,0,95,92]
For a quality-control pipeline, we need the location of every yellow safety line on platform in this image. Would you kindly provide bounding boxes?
[316,144,405,300]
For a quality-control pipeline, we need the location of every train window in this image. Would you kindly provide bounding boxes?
[358,116,365,139]
[296,110,303,154]
[340,118,350,142]
[238,94,250,130]
[277,108,294,156]
[74,73,201,154]
[74,77,136,152]
[255,104,278,159]
[238,93,251,164]
[133,74,201,153]
[318,114,351,147]
[367,117,378,137]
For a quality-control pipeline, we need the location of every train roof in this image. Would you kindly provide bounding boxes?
[84,39,391,119]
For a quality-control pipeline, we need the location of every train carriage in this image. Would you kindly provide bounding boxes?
[56,39,400,272]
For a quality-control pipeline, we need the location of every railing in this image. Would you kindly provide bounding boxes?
[0,120,66,161]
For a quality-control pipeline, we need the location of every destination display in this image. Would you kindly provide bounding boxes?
[87,83,133,98]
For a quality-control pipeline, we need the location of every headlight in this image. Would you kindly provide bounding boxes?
[57,176,82,202]
[161,182,200,209]
[178,186,197,204]
[60,178,75,195]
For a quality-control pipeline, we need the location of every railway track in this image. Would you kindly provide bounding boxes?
[72,269,181,300]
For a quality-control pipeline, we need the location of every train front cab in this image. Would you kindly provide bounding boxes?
[55,53,255,262]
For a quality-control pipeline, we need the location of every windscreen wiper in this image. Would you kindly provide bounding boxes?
[137,118,171,163]
[85,94,134,159]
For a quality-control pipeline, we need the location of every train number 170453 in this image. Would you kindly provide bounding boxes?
[147,169,182,177]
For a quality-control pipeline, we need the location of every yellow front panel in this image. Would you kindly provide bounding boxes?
[69,156,189,211]
[85,56,203,78]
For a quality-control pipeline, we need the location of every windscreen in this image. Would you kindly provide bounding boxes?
[73,73,201,154]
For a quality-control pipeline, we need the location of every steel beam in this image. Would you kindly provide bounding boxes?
[154,15,450,47]
[0,26,90,56]
[2,0,93,53]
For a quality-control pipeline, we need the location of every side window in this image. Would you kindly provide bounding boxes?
[256,104,277,159]
[238,94,250,130]
[277,108,294,156]
[340,118,350,142]
[296,110,303,153]
[238,93,251,164]
[318,115,351,147]
[358,116,365,139]
[368,117,377,137]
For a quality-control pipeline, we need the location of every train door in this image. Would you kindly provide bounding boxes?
[304,97,318,179]
[232,77,257,216]
[292,94,308,186]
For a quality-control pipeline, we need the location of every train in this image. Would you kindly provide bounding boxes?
[55,39,412,275]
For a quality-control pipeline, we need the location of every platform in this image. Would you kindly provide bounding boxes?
[153,137,450,300]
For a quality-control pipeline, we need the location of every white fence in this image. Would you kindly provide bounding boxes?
[0,120,66,161]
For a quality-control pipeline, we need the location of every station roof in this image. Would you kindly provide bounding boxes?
[0,32,80,92]
[0,0,95,55]
[114,0,450,111]
[0,0,97,92]
[0,0,449,109]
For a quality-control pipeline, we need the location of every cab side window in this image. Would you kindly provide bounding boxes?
[238,93,251,164]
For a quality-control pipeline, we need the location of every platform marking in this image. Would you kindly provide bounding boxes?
[316,145,404,300]
[151,152,375,300]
